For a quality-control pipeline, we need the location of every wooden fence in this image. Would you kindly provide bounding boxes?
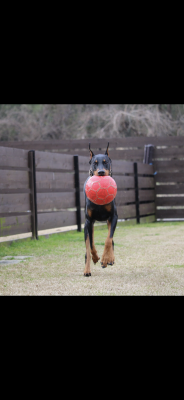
[151,137,184,220]
[0,138,148,162]
[2,136,184,220]
[0,146,155,238]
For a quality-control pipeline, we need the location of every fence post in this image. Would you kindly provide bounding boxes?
[74,155,81,232]
[28,150,38,239]
[143,144,154,164]
[134,162,140,224]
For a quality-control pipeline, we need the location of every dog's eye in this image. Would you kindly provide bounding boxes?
[103,160,107,164]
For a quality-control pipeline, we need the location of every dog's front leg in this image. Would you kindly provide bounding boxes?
[91,224,100,264]
[84,219,92,277]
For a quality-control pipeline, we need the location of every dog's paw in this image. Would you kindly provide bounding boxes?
[84,273,91,277]
[91,249,100,264]
[92,255,100,264]
[101,254,114,268]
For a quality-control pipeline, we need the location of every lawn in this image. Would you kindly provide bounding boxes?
[1,221,184,295]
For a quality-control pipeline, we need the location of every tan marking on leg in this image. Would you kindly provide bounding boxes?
[87,208,92,218]
[84,235,91,275]
[101,221,115,268]
[91,225,100,264]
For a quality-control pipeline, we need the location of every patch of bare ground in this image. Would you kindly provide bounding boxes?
[1,223,184,295]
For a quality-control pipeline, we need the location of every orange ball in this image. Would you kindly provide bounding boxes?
[85,175,117,205]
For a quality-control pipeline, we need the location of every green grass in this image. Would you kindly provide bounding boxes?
[0,221,184,260]
[0,230,84,259]
[1,221,184,295]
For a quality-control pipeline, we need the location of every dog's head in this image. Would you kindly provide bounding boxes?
[89,142,112,177]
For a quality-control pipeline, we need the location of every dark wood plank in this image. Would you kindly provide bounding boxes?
[0,189,31,194]
[80,192,85,208]
[0,147,28,169]
[81,211,85,225]
[113,175,135,190]
[79,172,88,190]
[37,210,76,230]
[108,151,143,161]
[35,150,74,171]
[156,209,184,219]
[2,136,184,150]
[117,204,136,219]
[115,190,135,205]
[37,188,75,193]
[156,197,184,206]
[36,171,74,191]
[59,149,144,161]
[78,155,90,172]
[154,147,184,158]
[110,160,134,175]
[138,177,155,189]
[37,192,76,211]
[137,162,154,175]
[156,184,184,194]
[0,193,30,213]
[0,170,29,190]
[155,173,184,183]
[0,212,30,217]
[0,214,31,237]
[0,142,144,161]
[139,202,155,216]
[154,160,184,172]
[139,189,155,202]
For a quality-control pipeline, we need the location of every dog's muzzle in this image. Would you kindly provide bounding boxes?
[98,170,105,176]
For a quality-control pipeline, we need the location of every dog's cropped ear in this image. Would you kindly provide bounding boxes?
[105,142,110,157]
[89,143,95,164]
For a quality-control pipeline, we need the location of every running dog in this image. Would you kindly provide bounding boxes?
[83,143,118,276]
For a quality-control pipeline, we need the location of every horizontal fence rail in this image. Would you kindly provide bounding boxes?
[0,138,164,162]
[0,144,156,238]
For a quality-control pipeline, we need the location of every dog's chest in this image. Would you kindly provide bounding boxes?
[89,203,113,222]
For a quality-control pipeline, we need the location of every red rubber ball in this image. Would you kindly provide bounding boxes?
[85,175,117,205]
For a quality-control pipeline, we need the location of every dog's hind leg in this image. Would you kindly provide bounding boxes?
[84,235,91,276]
[84,219,92,277]
[107,240,115,265]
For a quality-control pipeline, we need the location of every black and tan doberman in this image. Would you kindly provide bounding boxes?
[83,143,118,276]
